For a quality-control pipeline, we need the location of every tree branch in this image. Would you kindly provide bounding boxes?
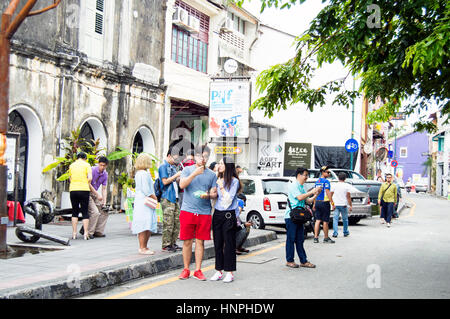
[27,0,61,17]
[5,0,37,38]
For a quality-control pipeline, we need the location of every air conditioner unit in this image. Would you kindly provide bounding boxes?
[173,7,189,28]
[221,17,234,33]
[187,15,200,34]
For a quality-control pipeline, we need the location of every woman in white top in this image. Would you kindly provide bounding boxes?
[132,153,158,255]
[210,157,241,283]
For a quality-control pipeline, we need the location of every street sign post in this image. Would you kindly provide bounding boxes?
[345,138,358,171]
[345,138,359,153]
[391,160,398,168]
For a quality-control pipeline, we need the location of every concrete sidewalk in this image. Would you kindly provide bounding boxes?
[0,213,277,299]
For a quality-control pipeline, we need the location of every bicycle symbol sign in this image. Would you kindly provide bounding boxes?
[345,139,359,153]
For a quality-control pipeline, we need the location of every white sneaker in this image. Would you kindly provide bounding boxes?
[387,223,391,228]
[223,272,234,283]
[380,219,385,224]
[210,271,223,281]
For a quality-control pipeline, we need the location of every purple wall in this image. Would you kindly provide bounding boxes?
[393,131,429,183]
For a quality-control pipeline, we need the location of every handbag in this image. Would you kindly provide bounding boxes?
[144,197,158,209]
[287,198,312,225]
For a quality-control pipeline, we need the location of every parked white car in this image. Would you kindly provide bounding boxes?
[239,176,372,230]
[239,176,291,229]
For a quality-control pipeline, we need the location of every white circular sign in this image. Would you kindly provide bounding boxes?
[224,59,238,74]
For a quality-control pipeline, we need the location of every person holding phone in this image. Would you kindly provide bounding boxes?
[178,145,217,281]
[285,167,321,268]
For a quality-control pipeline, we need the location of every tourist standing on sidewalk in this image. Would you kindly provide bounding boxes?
[331,172,353,238]
[132,153,158,255]
[159,147,182,253]
[313,166,335,243]
[285,167,320,268]
[378,173,398,228]
[210,157,241,283]
[69,152,92,240]
[80,156,109,239]
[178,145,217,281]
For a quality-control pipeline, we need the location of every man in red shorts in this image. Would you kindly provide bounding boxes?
[178,145,217,280]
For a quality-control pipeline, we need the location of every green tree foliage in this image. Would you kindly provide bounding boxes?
[234,0,449,132]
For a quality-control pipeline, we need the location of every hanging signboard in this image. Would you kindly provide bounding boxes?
[214,146,242,155]
[283,143,312,176]
[257,142,283,176]
[209,81,250,138]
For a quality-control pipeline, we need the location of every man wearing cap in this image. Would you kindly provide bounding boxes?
[313,166,335,243]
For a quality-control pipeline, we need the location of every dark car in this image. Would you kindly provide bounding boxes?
[308,168,382,204]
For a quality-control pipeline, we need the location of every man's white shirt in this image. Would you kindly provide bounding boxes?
[331,182,353,206]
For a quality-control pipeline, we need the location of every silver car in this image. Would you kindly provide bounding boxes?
[303,180,372,224]
[414,183,428,193]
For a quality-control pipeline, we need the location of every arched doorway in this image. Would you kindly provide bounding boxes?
[132,127,155,155]
[80,122,95,146]
[79,118,108,154]
[132,131,144,154]
[7,111,28,206]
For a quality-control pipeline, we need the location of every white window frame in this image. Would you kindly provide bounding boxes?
[79,0,115,65]
[400,147,408,158]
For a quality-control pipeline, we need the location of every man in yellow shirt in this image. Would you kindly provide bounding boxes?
[378,173,397,228]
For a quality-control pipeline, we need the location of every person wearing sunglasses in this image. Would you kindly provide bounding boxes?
[313,166,335,243]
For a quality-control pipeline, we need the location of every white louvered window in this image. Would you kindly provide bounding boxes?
[84,0,105,62]
[95,0,104,35]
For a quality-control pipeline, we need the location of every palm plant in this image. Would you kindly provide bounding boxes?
[42,128,104,181]
[107,146,160,196]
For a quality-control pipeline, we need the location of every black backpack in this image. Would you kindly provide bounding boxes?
[154,178,166,202]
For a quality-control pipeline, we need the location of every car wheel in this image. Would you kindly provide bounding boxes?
[348,217,360,225]
[247,212,265,230]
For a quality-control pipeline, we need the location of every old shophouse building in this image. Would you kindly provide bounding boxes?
[3,0,166,209]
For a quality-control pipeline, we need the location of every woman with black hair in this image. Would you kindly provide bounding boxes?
[69,152,92,240]
[210,156,241,283]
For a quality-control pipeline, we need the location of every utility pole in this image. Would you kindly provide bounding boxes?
[350,79,355,170]
[0,0,61,253]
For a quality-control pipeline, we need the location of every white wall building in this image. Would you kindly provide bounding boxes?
[163,0,259,165]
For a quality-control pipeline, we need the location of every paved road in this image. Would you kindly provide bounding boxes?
[81,193,450,299]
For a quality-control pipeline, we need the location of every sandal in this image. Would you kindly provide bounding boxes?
[300,262,316,268]
[286,262,299,268]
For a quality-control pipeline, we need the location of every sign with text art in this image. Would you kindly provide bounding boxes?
[283,143,312,177]
[209,81,250,138]
[257,142,283,176]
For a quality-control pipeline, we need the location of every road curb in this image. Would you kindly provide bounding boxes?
[0,230,277,299]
